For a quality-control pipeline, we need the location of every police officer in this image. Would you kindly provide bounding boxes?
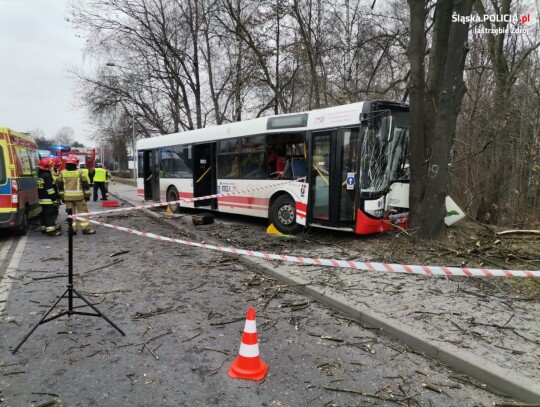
[93,163,114,201]
[57,155,95,235]
[37,158,62,236]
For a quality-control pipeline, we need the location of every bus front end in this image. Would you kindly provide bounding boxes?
[355,101,410,234]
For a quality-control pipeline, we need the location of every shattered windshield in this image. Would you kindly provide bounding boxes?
[359,111,409,196]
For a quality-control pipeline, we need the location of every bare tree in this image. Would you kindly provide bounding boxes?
[28,128,57,150]
[56,126,75,146]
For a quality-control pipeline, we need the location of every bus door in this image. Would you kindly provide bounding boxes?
[143,149,160,201]
[192,143,217,209]
[308,128,360,229]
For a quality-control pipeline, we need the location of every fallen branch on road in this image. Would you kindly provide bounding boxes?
[79,289,132,297]
[109,250,130,257]
[496,229,540,236]
[81,258,125,275]
[31,274,68,281]
[132,305,183,320]
[209,317,244,326]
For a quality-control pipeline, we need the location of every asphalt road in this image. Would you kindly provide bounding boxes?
[0,205,528,406]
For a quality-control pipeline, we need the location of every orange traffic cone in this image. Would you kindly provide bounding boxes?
[228,307,268,381]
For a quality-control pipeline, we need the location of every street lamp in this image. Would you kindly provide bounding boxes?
[106,62,137,181]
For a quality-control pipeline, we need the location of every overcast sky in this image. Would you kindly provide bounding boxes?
[0,0,94,146]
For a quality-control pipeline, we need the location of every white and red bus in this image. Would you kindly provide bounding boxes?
[136,101,411,235]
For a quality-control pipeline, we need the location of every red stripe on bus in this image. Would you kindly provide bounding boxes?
[219,203,267,211]
[218,196,269,206]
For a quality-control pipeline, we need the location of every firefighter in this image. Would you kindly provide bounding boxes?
[57,155,95,235]
[51,157,62,180]
[50,157,62,232]
[37,158,62,236]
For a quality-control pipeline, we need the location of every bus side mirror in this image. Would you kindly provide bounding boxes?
[360,113,370,126]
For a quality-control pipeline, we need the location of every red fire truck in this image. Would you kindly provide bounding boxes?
[52,146,96,172]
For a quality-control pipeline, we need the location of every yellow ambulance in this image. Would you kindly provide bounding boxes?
[0,127,41,233]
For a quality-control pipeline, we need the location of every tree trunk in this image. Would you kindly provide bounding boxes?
[406,0,427,232]
[408,0,473,239]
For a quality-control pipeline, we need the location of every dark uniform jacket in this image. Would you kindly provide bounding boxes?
[37,169,59,205]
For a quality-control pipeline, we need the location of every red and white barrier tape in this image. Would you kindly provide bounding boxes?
[78,180,296,217]
[73,215,540,278]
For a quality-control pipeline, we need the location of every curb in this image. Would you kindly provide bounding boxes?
[109,192,540,402]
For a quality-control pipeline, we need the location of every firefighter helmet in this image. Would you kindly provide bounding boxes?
[66,155,79,164]
[51,157,61,169]
[39,157,52,170]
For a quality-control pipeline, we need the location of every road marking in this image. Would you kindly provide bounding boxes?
[0,237,15,265]
[0,236,27,313]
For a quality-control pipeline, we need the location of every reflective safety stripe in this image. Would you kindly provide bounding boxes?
[45,226,57,232]
[46,188,55,195]
[244,320,257,333]
[64,189,84,199]
[39,199,54,204]
[238,342,260,358]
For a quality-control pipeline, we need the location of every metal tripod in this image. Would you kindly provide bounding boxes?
[12,208,125,354]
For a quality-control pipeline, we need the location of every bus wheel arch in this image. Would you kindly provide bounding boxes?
[166,186,181,213]
[269,193,304,235]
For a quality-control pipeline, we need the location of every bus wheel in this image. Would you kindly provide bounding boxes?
[15,208,29,235]
[166,187,181,213]
[270,195,304,235]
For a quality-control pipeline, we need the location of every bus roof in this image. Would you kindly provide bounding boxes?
[137,102,372,150]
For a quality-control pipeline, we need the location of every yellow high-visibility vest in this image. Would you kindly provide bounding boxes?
[94,167,107,182]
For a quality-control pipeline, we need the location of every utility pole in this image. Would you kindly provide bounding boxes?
[106,62,137,181]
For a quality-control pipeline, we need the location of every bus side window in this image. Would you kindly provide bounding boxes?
[218,154,239,178]
[242,152,265,179]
